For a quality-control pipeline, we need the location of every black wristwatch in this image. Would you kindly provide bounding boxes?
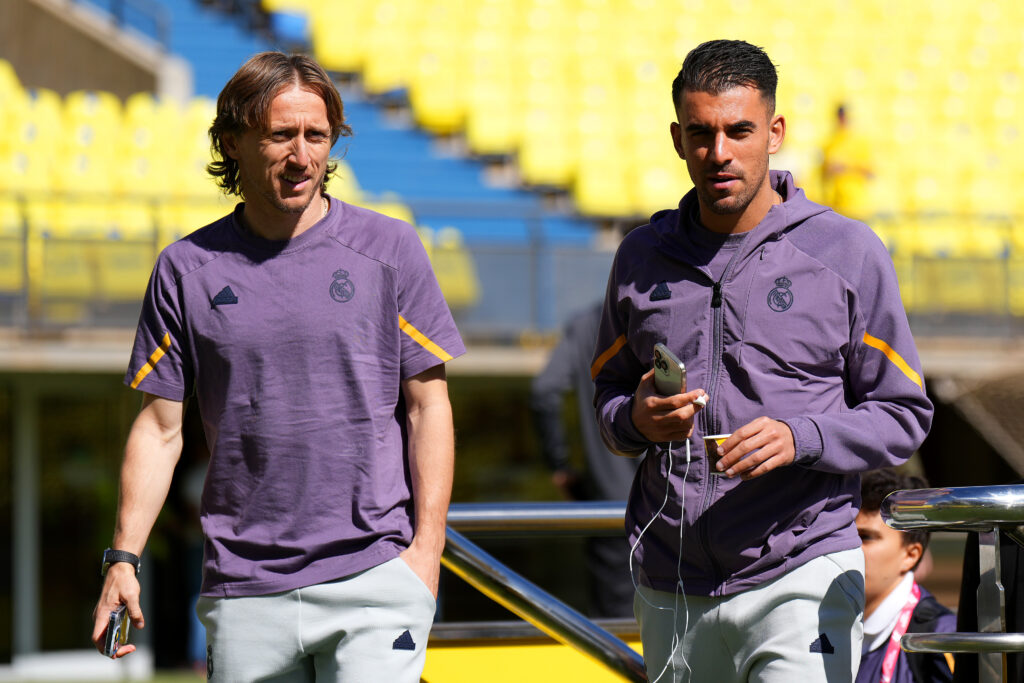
[101,548,141,576]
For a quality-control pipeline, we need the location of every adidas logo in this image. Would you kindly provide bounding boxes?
[392,629,415,651]
[211,286,238,308]
[650,281,671,301]
[809,633,835,654]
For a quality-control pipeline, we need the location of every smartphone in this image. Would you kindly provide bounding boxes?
[653,343,686,396]
[102,604,130,658]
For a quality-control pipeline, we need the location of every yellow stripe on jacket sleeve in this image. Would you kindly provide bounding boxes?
[590,334,628,380]
[399,315,453,362]
[862,332,923,390]
[129,332,172,389]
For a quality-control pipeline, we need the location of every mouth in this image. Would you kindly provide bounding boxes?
[708,173,740,191]
[708,174,741,189]
[281,173,312,191]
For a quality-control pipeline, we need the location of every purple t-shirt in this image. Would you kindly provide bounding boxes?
[125,197,465,597]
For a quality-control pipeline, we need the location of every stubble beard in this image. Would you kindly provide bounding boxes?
[262,174,325,216]
[699,160,769,216]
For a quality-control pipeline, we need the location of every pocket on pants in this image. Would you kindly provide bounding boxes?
[390,556,437,610]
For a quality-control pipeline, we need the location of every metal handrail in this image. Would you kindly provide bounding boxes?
[901,633,1024,654]
[447,500,627,534]
[442,502,646,682]
[883,484,1024,547]
[883,484,1024,683]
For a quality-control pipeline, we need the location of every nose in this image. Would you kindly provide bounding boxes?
[290,137,310,166]
[708,132,731,166]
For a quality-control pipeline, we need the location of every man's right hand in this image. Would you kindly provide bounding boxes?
[631,369,707,443]
[91,563,144,658]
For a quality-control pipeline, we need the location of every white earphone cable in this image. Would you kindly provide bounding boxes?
[629,438,693,683]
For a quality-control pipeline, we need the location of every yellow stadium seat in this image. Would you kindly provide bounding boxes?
[361,0,423,94]
[311,2,373,73]
[574,159,635,218]
[465,86,522,156]
[518,106,577,187]
[96,210,158,303]
[261,0,314,11]
[28,203,97,301]
[120,93,184,198]
[327,160,364,203]
[913,256,1007,315]
[409,46,467,134]
[358,197,415,225]
[0,198,25,294]
[63,90,122,159]
[428,226,480,309]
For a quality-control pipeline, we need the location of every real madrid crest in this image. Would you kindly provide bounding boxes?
[329,268,355,303]
[767,275,794,312]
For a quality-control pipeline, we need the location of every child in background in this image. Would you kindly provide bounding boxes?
[856,469,956,683]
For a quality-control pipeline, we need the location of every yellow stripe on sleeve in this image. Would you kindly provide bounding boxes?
[943,652,954,672]
[590,334,628,380]
[862,332,923,390]
[399,315,453,362]
[129,332,172,389]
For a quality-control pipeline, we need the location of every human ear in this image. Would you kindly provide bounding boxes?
[768,114,785,154]
[221,132,240,160]
[670,121,685,160]
[900,541,923,574]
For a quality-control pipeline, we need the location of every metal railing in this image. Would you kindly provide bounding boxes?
[883,484,1024,683]
[443,501,646,682]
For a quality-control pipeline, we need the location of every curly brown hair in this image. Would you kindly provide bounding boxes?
[207,52,353,197]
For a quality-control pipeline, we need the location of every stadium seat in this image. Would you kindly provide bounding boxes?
[310,2,373,73]
[428,226,480,309]
[0,198,25,295]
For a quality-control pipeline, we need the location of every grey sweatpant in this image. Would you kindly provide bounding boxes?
[196,557,436,682]
[635,548,865,683]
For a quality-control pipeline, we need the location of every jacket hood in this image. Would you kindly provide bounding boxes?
[648,170,832,266]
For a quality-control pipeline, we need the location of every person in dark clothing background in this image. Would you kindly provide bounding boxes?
[530,301,641,618]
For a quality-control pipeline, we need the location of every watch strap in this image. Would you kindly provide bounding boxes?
[102,548,141,576]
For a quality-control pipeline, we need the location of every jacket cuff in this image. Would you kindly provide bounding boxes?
[781,416,823,467]
[611,396,652,454]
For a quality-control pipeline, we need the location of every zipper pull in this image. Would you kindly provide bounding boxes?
[711,281,722,308]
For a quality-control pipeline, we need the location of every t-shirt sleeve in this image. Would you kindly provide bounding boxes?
[123,250,193,400]
[395,226,466,378]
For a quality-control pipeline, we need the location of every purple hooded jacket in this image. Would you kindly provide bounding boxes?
[592,171,933,596]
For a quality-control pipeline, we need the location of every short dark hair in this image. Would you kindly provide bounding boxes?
[208,52,353,197]
[860,468,931,558]
[672,39,778,113]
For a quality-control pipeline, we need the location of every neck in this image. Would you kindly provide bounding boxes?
[700,180,781,235]
[241,195,327,241]
[864,572,914,620]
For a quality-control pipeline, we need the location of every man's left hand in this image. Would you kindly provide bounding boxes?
[715,417,795,480]
[399,542,441,598]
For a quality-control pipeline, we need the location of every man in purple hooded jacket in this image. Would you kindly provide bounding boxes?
[591,40,933,682]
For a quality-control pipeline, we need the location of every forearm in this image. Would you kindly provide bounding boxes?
[111,397,185,554]
[405,376,455,556]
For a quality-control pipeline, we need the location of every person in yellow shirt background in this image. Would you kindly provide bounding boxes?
[822,104,875,220]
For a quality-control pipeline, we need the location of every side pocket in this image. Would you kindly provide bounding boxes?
[393,556,438,609]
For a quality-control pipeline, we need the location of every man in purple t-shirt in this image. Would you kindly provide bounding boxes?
[90,53,465,682]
